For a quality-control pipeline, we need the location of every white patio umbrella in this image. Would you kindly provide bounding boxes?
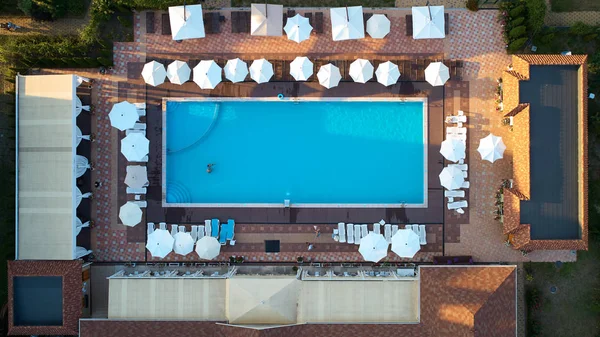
[119,201,143,227]
[251,3,283,36]
[317,63,342,89]
[375,61,400,86]
[391,229,420,258]
[284,13,312,43]
[75,187,92,207]
[330,6,365,41]
[478,133,506,163]
[75,246,93,259]
[125,165,148,189]
[358,233,389,262]
[75,155,90,178]
[412,5,445,39]
[166,60,191,85]
[193,60,222,89]
[366,14,390,39]
[75,96,90,116]
[349,59,374,83]
[146,229,175,258]
[440,139,466,163]
[224,58,249,83]
[76,217,90,236]
[168,4,205,40]
[173,232,194,256]
[289,56,313,81]
[76,126,90,147]
[121,133,149,162]
[195,236,221,260]
[425,62,450,86]
[439,166,464,190]
[141,61,167,87]
[249,59,274,84]
[109,101,138,131]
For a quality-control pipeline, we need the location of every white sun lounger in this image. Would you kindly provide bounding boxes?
[197,225,205,240]
[190,225,198,242]
[134,102,146,109]
[354,225,361,245]
[445,190,465,198]
[347,223,354,244]
[126,187,147,194]
[204,219,212,236]
[338,223,346,243]
[449,164,468,171]
[447,126,467,135]
[133,122,146,130]
[391,224,399,237]
[419,225,427,245]
[170,224,178,237]
[159,222,166,230]
[131,200,147,208]
[410,224,420,237]
[405,224,413,231]
[147,223,155,236]
[125,128,146,136]
[373,223,381,235]
[462,181,470,189]
[178,225,185,233]
[361,224,368,238]
[448,200,468,210]
[131,155,149,163]
[384,224,392,243]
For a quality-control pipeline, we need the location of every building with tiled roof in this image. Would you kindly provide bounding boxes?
[502,54,588,251]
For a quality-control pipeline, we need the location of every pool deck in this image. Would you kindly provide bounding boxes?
[41,8,576,263]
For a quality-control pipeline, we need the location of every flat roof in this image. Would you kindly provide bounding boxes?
[16,74,77,260]
[519,65,581,240]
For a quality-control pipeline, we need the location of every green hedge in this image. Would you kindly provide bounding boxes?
[509,25,527,38]
[511,17,525,28]
[509,5,524,17]
[524,0,546,33]
[508,37,528,52]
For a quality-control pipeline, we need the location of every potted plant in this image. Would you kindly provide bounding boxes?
[236,256,244,264]
[292,266,298,272]
[297,256,304,264]
[229,256,235,264]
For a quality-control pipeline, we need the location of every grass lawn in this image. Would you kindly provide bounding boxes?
[232,0,395,7]
[525,232,600,337]
[551,0,600,12]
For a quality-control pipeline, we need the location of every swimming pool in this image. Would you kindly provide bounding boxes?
[163,98,427,208]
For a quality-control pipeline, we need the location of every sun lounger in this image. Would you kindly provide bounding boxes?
[384,224,392,243]
[178,225,185,233]
[449,164,468,171]
[191,225,198,242]
[456,208,465,214]
[462,181,470,189]
[204,219,212,236]
[338,223,346,243]
[361,224,368,238]
[170,224,178,237]
[226,219,235,241]
[131,200,147,208]
[126,187,147,194]
[197,225,205,240]
[448,200,468,210]
[219,224,227,245]
[405,224,412,231]
[411,224,420,237]
[159,222,166,230]
[446,126,467,135]
[347,223,354,244]
[445,190,465,198]
[391,224,398,237]
[373,223,381,234]
[354,225,361,245]
[419,225,427,245]
[211,219,220,239]
[126,129,146,136]
[147,223,155,236]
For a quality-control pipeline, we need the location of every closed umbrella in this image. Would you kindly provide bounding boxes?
[358,233,389,262]
[121,133,149,162]
[75,187,92,207]
[330,6,365,41]
[439,166,464,190]
[109,101,138,131]
[317,63,342,89]
[75,155,90,178]
[224,58,248,83]
[146,229,175,258]
[76,126,91,147]
[125,165,148,189]
[289,56,313,81]
[75,96,90,116]
[440,139,466,163]
[166,60,191,85]
[76,217,90,236]
[366,14,390,39]
[249,59,274,84]
[173,232,194,256]
[349,59,374,83]
[141,61,167,87]
[391,229,420,258]
[284,13,312,43]
[478,133,506,163]
[425,62,450,86]
[375,61,400,86]
[193,60,222,89]
[195,236,221,260]
[119,201,142,227]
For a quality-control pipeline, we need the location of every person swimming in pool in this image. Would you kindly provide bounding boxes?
[207,163,215,173]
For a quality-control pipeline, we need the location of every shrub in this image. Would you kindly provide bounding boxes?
[584,34,599,42]
[590,53,600,75]
[569,21,593,36]
[17,0,32,15]
[509,25,527,38]
[540,33,555,44]
[117,15,132,28]
[525,0,546,33]
[508,37,527,52]
[97,56,113,67]
[465,0,478,11]
[509,5,525,18]
[511,17,525,28]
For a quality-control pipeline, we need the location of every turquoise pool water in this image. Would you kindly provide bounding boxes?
[165,99,426,206]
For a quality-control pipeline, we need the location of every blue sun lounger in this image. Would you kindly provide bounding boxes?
[211,218,220,239]
[226,219,235,241]
[219,219,236,245]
